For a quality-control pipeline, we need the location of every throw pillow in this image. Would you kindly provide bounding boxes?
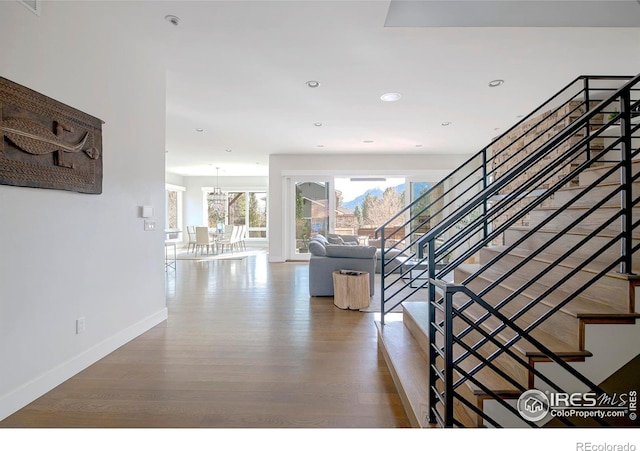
[313,234,329,245]
[327,236,344,245]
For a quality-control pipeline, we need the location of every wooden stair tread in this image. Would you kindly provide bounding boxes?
[444,266,593,357]
[580,159,640,173]
[458,258,636,320]
[458,264,630,319]
[477,247,637,312]
[508,225,639,241]
[483,246,640,282]
[533,204,640,211]
[564,176,640,186]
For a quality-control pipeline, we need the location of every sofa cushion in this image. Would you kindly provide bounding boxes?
[308,240,326,256]
[325,245,376,259]
[327,235,344,245]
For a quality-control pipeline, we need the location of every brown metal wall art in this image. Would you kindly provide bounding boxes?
[0,77,104,194]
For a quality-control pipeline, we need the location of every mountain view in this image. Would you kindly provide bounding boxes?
[342,183,406,210]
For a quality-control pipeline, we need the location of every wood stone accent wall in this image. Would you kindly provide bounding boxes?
[486,100,604,243]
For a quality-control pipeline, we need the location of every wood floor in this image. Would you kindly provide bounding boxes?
[0,254,410,428]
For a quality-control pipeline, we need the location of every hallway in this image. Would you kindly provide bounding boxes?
[1,255,408,427]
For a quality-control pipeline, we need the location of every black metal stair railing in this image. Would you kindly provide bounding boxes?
[422,74,640,427]
[375,75,636,322]
[374,73,640,427]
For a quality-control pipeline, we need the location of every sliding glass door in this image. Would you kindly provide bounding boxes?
[293,181,331,256]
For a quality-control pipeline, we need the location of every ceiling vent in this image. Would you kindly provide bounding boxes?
[18,0,41,16]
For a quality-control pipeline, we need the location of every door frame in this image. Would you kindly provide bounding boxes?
[284,177,335,261]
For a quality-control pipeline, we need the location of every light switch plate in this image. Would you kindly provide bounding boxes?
[144,220,156,231]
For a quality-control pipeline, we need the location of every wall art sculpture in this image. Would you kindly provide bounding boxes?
[0,77,104,194]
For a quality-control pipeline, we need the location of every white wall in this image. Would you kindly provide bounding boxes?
[268,153,472,261]
[0,2,167,419]
[166,172,186,187]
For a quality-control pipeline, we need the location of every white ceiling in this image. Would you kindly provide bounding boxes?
[117,0,640,177]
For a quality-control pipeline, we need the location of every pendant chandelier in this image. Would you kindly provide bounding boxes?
[211,167,225,210]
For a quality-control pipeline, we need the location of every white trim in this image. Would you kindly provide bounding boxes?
[269,256,286,263]
[18,0,41,16]
[165,183,186,192]
[285,177,333,260]
[279,169,448,177]
[0,308,168,421]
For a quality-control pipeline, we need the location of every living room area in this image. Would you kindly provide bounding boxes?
[3,1,639,446]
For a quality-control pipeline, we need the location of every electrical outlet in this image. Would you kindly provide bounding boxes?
[144,220,156,231]
[76,317,86,334]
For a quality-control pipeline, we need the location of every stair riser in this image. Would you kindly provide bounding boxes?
[503,229,640,269]
[478,249,631,311]
[548,183,640,209]
[529,208,640,239]
[403,307,429,357]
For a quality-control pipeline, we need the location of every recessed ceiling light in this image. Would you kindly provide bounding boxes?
[488,79,504,88]
[380,92,401,102]
[415,144,423,148]
[306,80,320,88]
[314,122,323,127]
[195,128,204,132]
[317,145,324,148]
[441,122,451,126]
[225,149,232,152]
[165,15,180,26]
[363,140,374,143]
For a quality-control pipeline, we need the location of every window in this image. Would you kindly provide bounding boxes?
[247,192,267,238]
[165,184,185,240]
[204,189,268,239]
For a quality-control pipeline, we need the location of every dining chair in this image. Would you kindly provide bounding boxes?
[186,226,197,253]
[195,226,215,256]
[238,225,247,250]
[232,225,242,252]
[217,226,235,254]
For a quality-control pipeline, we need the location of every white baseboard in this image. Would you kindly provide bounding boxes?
[268,256,286,263]
[0,307,168,421]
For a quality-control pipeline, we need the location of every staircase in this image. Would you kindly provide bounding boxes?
[375,74,640,427]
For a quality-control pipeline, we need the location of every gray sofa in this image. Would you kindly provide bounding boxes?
[368,238,409,274]
[308,234,377,297]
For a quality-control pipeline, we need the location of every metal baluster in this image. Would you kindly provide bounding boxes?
[584,77,592,160]
[427,239,438,424]
[443,286,454,427]
[620,90,634,275]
